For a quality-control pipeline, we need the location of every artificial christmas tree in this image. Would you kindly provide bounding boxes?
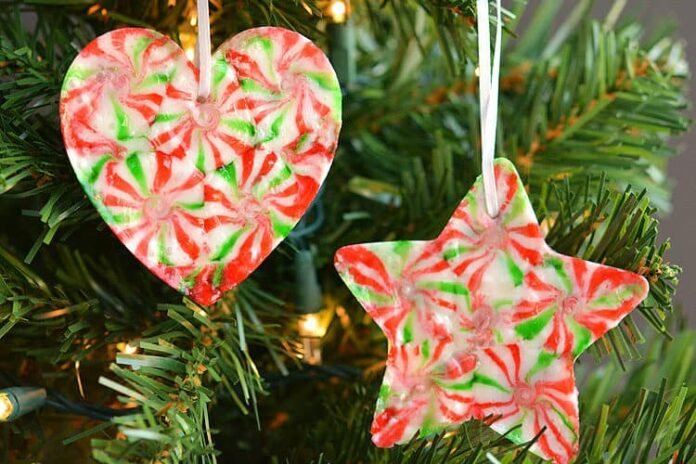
[0,1,693,463]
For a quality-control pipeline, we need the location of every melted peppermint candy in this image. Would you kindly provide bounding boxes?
[335,159,649,464]
[61,27,341,305]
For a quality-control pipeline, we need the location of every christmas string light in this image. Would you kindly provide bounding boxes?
[179,0,210,65]
[0,387,47,422]
[181,33,196,61]
[298,315,325,365]
[325,0,355,88]
[180,17,197,62]
[294,249,334,365]
[327,0,347,24]
[117,340,139,355]
[0,393,12,420]
[0,369,138,421]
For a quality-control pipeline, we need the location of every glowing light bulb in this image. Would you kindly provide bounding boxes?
[190,15,197,27]
[118,341,139,354]
[180,32,197,61]
[124,343,138,354]
[328,0,347,24]
[299,314,328,338]
[0,394,13,421]
[302,314,319,334]
[298,309,334,365]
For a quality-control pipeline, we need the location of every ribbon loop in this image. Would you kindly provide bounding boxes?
[196,0,212,100]
[477,0,502,218]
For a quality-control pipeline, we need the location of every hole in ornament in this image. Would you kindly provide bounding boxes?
[193,102,220,130]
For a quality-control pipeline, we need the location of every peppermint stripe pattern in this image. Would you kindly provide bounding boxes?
[61,27,341,305]
[334,158,648,463]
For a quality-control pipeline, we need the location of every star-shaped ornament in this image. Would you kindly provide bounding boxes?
[334,159,648,463]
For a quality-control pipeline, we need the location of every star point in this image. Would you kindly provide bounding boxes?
[334,158,648,463]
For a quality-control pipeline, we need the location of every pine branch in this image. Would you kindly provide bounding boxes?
[539,176,679,364]
[91,289,291,463]
[0,242,162,362]
[0,7,100,258]
[505,5,689,212]
[0,239,292,462]
[575,330,696,463]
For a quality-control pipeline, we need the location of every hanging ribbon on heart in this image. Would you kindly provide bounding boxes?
[333,1,649,463]
[60,2,342,306]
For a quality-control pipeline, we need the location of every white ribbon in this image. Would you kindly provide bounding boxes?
[196,0,212,100]
[477,0,502,218]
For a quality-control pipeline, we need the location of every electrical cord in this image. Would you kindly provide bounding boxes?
[2,362,364,422]
[263,363,362,389]
[0,369,138,421]
[289,188,326,243]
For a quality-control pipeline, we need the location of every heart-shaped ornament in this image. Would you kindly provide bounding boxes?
[60,27,341,305]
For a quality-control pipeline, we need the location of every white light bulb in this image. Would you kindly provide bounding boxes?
[329,0,347,23]
[185,46,195,61]
[0,394,13,421]
[301,314,320,334]
[123,342,138,354]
